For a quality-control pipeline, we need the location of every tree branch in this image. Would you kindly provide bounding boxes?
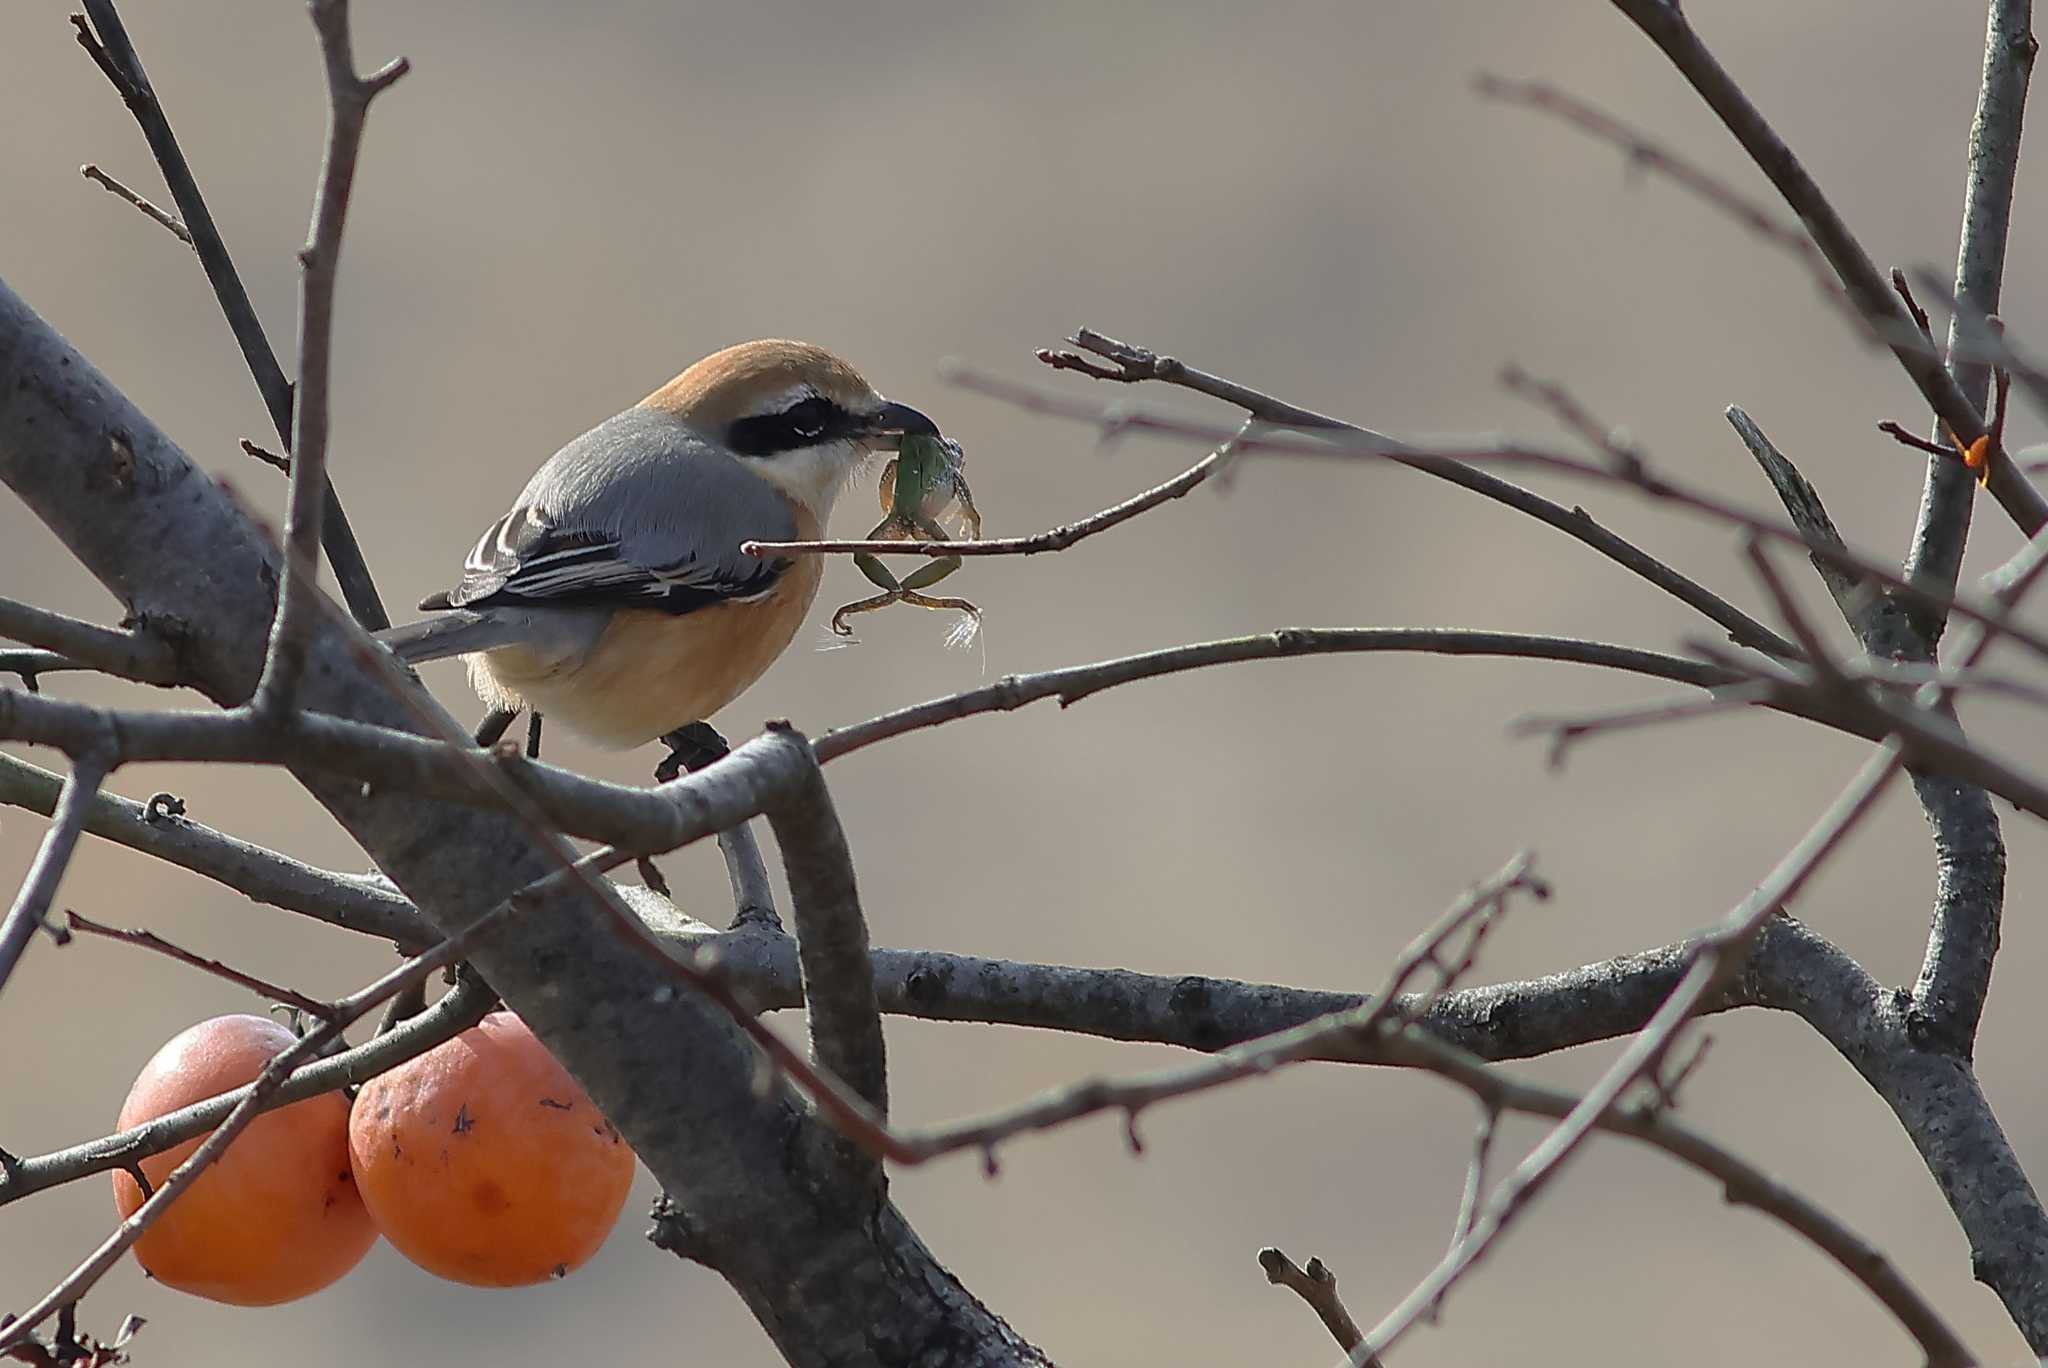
[1039,328,1798,659]
[1724,407,1879,628]
[1373,1024,1975,1368]
[0,754,109,997]
[1726,408,2009,1053]
[761,733,889,1192]
[954,366,2048,667]
[1358,747,1904,1356]
[0,749,425,945]
[814,629,1755,762]
[61,909,335,1017]
[875,856,1545,1167]
[1906,0,2037,630]
[744,420,1252,563]
[1608,0,2048,537]
[78,162,190,244]
[1746,917,2048,1350]
[1258,1249,1375,1365]
[250,0,406,713]
[0,595,183,686]
[71,0,389,632]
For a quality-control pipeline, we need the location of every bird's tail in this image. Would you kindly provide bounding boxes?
[376,610,532,665]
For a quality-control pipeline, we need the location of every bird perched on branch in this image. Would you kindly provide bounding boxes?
[377,339,939,774]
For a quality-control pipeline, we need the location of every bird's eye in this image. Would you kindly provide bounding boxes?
[727,396,843,456]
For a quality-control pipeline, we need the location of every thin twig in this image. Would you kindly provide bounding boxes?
[950,366,2048,667]
[814,629,1753,762]
[1259,1249,1374,1364]
[1474,74,1847,310]
[744,420,1253,562]
[61,910,334,1017]
[0,596,182,687]
[250,0,407,714]
[1607,0,2048,539]
[78,163,189,244]
[0,755,110,998]
[1374,1024,1976,1368]
[1037,328,1798,659]
[1515,685,1776,770]
[879,857,1544,1168]
[1726,407,1870,619]
[1425,1106,1498,1323]
[1355,748,1905,1357]
[1905,0,2037,632]
[71,0,389,631]
[0,650,71,691]
[0,750,423,945]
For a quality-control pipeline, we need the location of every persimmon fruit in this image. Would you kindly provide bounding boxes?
[347,1010,634,1286]
[112,1013,377,1305]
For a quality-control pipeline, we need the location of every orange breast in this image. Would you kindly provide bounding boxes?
[469,509,826,749]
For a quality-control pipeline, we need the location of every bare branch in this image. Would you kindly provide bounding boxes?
[250,0,407,712]
[1724,407,1872,623]
[0,750,423,944]
[1907,0,2037,629]
[815,629,1753,762]
[953,368,2048,668]
[1474,74,1846,311]
[745,420,1252,562]
[0,754,110,997]
[71,0,388,631]
[1357,748,1903,1356]
[1039,328,1799,658]
[876,857,1544,1167]
[0,596,182,687]
[78,163,189,245]
[1258,1249,1374,1364]
[1607,0,2048,538]
[762,735,888,1184]
[1727,404,2011,1053]
[1745,919,2048,1351]
[1376,1024,1976,1368]
[1427,1106,1498,1323]
[62,910,334,1016]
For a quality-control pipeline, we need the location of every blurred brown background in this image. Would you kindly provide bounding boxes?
[4,1,2045,1363]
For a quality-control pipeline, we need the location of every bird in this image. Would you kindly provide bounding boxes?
[377,339,939,772]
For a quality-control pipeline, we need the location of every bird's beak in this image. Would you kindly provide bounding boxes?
[862,399,942,448]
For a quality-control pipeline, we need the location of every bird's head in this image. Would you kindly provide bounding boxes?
[641,339,940,517]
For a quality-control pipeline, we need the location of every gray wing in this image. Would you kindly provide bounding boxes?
[427,408,797,617]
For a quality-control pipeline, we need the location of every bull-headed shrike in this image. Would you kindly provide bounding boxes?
[378,339,939,769]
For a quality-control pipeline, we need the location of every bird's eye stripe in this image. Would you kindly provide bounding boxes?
[726,396,851,457]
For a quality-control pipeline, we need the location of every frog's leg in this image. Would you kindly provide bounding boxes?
[888,512,978,616]
[831,581,908,635]
[831,519,917,634]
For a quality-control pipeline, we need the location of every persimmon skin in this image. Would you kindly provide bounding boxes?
[112,1014,377,1306]
[348,1011,634,1287]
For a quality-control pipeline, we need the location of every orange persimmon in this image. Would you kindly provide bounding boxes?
[112,1014,377,1305]
[347,1010,634,1287]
